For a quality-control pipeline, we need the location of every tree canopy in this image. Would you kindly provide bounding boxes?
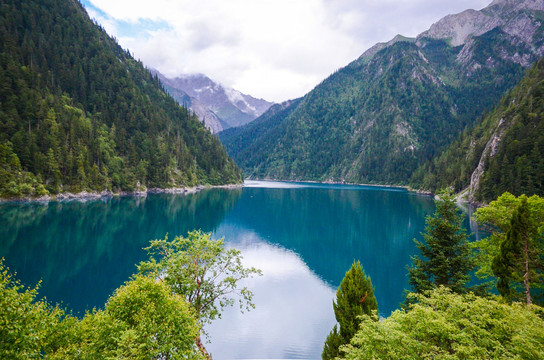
[340,287,544,360]
[138,230,262,358]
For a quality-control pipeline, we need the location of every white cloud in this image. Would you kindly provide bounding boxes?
[83,0,491,103]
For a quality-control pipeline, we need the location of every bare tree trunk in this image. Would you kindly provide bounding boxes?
[195,336,212,360]
[523,239,532,305]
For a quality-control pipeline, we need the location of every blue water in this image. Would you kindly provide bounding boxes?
[0,181,441,359]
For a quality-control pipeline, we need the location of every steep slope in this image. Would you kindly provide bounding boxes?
[152,70,273,133]
[411,57,544,203]
[220,0,544,184]
[0,0,241,198]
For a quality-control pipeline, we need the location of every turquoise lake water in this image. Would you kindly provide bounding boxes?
[1,180,457,359]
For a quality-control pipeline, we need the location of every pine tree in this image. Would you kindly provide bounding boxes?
[492,195,543,304]
[322,261,377,360]
[408,189,474,295]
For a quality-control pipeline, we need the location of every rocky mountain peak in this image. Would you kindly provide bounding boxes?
[420,9,501,46]
[489,0,544,11]
[151,69,273,133]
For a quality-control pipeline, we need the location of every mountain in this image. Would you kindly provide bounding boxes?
[220,0,544,185]
[0,0,241,198]
[151,70,274,133]
[410,57,544,203]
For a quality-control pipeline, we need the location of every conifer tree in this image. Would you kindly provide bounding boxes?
[322,261,377,360]
[492,195,543,304]
[408,189,474,295]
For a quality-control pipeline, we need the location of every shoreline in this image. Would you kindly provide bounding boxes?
[246,177,435,196]
[0,183,243,203]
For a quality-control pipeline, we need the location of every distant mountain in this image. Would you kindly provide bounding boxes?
[411,57,544,203]
[151,70,274,133]
[0,0,241,198]
[220,0,544,185]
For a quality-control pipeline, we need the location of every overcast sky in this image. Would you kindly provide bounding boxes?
[81,0,492,103]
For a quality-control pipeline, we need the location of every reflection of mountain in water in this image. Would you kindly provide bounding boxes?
[220,185,436,316]
[0,188,241,314]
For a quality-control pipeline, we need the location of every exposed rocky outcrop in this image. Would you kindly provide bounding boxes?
[466,118,507,202]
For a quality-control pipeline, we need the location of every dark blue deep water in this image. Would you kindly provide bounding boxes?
[0,180,452,359]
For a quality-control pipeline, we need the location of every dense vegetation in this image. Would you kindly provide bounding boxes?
[325,191,544,359]
[0,0,241,198]
[1,231,258,359]
[342,287,544,360]
[220,1,543,185]
[411,57,544,203]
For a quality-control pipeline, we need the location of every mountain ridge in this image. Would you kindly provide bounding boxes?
[220,0,544,187]
[151,70,273,133]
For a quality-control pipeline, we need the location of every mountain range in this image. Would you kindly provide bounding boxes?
[151,70,273,133]
[220,0,544,198]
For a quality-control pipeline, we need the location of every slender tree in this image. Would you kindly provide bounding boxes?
[138,230,262,359]
[322,261,377,360]
[474,192,544,305]
[408,189,474,295]
[492,196,542,304]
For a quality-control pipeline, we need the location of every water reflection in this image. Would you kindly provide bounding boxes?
[207,225,336,360]
[218,184,434,317]
[0,189,241,314]
[0,181,445,359]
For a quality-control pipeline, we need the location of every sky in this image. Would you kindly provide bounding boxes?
[81,0,492,103]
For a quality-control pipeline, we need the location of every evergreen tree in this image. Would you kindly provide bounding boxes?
[322,261,377,360]
[492,196,543,304]
[408,190,474,295]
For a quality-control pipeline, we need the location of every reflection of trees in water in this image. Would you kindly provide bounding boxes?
[0,188,241,314]
[229,187,436,316]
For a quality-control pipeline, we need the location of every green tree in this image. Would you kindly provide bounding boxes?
[0,259,76,359]
[55,275,201,360]
[474,193,544,304]
[322,261,377,360]
[408,190,474,295]
[340,287,544,360]
[138,230,262,359]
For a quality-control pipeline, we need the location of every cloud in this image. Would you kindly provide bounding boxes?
[82,0,491,103]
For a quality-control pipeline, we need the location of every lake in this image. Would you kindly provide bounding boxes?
[1,180,454,359]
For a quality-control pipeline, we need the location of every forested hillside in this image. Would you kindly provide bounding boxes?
[0,0,241,198]
[220,0,544,185]
[411,57,544,203]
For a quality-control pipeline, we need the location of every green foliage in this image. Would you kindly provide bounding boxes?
[0,259,201,359]
[138,230,262,358]
[340,287,544,360]
[56,275,201,360]
[322,261,377,360]
[408,190,474,295]
[474,192,544,304]
[412,57,544,202]
[0,0,241,198]
[221,18,537,184]
[0,259,75,359]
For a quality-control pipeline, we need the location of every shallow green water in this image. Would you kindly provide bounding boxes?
[1,180,443,359]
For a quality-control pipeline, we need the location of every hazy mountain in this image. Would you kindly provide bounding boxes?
[220,0,544,185]
[151,70,274,133]
[411,57,544,203]
[0,0,241,198]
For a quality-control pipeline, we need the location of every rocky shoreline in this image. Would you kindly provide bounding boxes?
[0,184,243,203]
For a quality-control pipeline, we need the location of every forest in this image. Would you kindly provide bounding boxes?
[0,0,241,199]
